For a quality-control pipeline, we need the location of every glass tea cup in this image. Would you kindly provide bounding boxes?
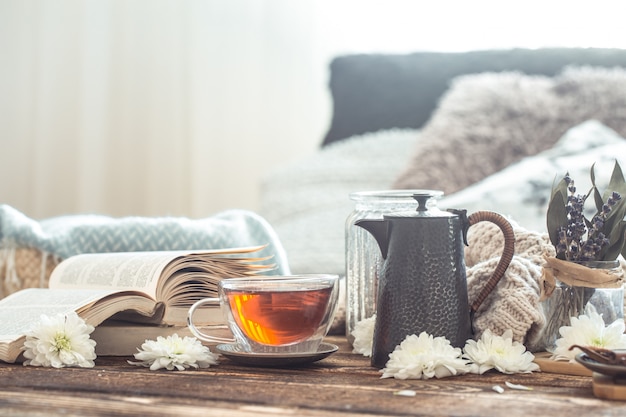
[187,274,339,354]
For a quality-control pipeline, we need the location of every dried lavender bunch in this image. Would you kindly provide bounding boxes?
[547,161,626,262]
[554,175,620,261]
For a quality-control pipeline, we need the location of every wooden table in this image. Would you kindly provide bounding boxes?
[1,335,625,416]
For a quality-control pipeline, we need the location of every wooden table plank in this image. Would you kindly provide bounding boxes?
[1,336,626,416]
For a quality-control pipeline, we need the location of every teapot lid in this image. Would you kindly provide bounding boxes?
[384,191,454,218]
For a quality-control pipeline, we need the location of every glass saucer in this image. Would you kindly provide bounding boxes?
[215,342,338,367]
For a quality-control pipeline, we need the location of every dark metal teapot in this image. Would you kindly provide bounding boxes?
[355,192,515,368]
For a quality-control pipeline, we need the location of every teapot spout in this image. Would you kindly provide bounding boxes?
[355,219,390,259]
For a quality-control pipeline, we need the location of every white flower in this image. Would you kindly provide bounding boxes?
[23,312,96,368]
[463,329,539,374]
[351,315,376,357]
[551,308,626,362]
[128,334,219,371]
[380,332,471,380]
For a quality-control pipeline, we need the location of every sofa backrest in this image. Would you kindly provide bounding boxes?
[322,47,626,146]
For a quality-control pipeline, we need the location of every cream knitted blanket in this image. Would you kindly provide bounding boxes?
[465,220,555,352]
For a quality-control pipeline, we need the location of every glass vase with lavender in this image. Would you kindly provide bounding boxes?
[540,161,626,350]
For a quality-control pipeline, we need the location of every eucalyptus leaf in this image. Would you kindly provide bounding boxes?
[605,221,626,261]
[600,162,626,237]
[592,187,603,215]
[590,163,604,213]
[590,164,596,183]
[546,188,568,251]
[607,160,626,197]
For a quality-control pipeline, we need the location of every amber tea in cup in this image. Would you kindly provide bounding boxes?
[187,275,339,354]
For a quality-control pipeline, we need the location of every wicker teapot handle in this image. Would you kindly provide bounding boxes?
[467,211,515,313]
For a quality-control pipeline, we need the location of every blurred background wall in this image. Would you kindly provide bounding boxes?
[1,0,625,219]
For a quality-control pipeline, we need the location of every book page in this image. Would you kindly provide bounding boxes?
[48,251,179,297]
[0,288,119,343]
[156,247,273,301]
[49,246,271,301]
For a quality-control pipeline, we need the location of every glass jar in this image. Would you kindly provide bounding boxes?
[539,260,625,351]
[344,190,443,344]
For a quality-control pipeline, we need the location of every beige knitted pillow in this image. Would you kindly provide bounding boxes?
[392,67,626,194]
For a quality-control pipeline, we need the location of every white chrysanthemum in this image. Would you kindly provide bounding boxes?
[351,315,376,357]
[463,329,539,374]
[128,334,219,371]
[380,332,471,380]
[23,312,96,368]
[551,308,626,362]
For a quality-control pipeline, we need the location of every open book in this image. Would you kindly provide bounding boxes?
[0,246,273,363]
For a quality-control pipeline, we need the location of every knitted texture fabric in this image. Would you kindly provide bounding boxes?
[465,219,555,351]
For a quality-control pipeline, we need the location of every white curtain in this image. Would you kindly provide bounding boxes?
[0,0,327,219]
[1,0,624,220]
